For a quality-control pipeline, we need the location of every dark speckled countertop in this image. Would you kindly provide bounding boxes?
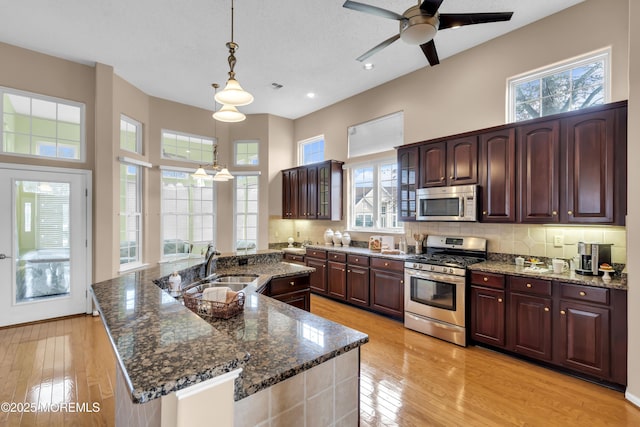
[91,250,369,404]
[469,261,627,290]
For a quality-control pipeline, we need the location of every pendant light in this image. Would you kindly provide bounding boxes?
[213,0,253,122]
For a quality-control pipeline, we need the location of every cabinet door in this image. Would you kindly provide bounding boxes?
[447,136,478,185]
[558,301,610,379]
[327,261,347,300]
[273,290,310,311]
[298,167,309,218]
[397,146,419,221]
[370,269,404,318]
[347,265,369,307]
[509,293,552,361]
[470,286,506,347]
[420,141,447,187]
[306,166,318,219]
[282,170,293,218]
[518,120,560,223]
[479,128,516,222]
[306,258,327,294]
[563,109,615,223]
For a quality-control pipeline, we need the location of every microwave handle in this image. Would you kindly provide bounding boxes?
[459,196,464,217]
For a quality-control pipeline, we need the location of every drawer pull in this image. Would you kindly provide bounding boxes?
[384,262,389,267]
[290,281,295,286]
[497,298,503,303]
[526,283,532,288]
[552,211,557,216]
[347,269,351,273]
[355,258,359,262]
[560,310,566,315]
[579,291,586,296]
[482,211,487,215]
[483,277,488,282]
[568,210,573,215]
[400,280,404,284]
[544,307,550,312]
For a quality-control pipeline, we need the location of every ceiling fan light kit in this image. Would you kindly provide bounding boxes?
[399,6,438,45]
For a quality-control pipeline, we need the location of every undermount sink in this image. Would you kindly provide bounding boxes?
[212,275,259,284]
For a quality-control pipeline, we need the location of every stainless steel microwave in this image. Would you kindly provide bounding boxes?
[416,185,478,222]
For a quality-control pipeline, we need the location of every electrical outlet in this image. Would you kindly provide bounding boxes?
[553,235,564,247]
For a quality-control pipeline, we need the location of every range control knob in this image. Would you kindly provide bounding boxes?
[413,263,419,269]
[430,265,435,271]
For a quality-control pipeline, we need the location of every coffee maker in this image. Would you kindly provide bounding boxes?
[576,242,612,275]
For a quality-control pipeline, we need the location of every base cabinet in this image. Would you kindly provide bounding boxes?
[370,258,404,319]
[265,274,311,312]
[306,249,327,294]
[470,286,506,347]
[509,293,552,361]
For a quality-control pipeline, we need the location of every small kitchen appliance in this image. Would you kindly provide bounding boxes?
[575,242,612,275]
[416,184,478,222]
[404,235,487,347]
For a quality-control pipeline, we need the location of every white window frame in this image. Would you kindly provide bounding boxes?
[234,140,260,166]
[348,157,401,233]
[159,166,217,260]
[120,114,142,154]
[161,129,215,164]
[298,135,325,166]
[118,159,147,272]
[234,174,259,251]
[507,48,611,123]
[348,112,404,159]
[1,86,86,162]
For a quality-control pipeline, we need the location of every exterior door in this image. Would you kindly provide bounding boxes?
[0,165,91,327]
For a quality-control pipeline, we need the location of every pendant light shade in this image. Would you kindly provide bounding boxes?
[215,78,254,106]
[212,104,246,123]
[213,167,235,181]
[192,167,212,180]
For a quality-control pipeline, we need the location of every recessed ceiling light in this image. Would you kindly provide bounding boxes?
[306,92,316,99]
[363,63,374,70]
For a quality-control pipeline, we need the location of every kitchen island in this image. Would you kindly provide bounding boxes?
[91,250,369,427]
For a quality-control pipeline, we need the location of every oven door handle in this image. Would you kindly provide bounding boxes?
[405,270,465,285]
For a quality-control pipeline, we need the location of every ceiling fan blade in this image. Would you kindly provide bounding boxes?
[439,12,514,30]
[356,34,401,62]
[420,39,440,66]
[420,0,444,16]
[343,1,405,21]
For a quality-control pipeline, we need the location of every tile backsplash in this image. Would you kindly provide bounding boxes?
[268,217,627,263]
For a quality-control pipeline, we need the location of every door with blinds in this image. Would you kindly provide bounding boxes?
[0,165,91,327]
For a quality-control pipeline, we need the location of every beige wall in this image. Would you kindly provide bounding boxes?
[625,0,640,406]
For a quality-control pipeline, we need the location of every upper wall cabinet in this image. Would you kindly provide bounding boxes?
[419,137,478,188]
[397,146,419,221]
[479,128,516,223]
[282,160,343,221]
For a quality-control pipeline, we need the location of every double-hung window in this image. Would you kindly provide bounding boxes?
[119,163,142,268]
[1,87,85,161]
[350,159,400,232]
[235,175,259,250]
[120,115,142,153]
[508,49,610,122]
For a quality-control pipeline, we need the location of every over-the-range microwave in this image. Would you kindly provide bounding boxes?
[416,184,478,222]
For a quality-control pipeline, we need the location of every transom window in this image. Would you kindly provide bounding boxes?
[234,140,259,166]
[508,49,610,122]
[161,130,215,164]
[299,135,325,166]
[1,87,85,161]
[350,159,400,232]
[120,115,142,154]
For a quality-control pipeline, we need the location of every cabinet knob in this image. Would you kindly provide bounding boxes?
[579,291,586,296]
[497,298,503,303]
[347,269,351,273]
[568,210,573,215]
[323,265,326,268]
[355,258,359,262]
[400,280,404,284]
[440,176,445,181]
[290,281,295,286]
[341,269,345,272]
[482,211,487,215]
[552,211,557,216]
[384,262,389,266]
[544,307,550,312]
[526,283,532,288]
[483,277,488,282]
[449,176,454,180]
[560,310,566,315]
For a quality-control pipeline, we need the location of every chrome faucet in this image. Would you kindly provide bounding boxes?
[205,243,220,277]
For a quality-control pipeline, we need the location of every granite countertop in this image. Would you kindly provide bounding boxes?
[469,261,627,290]
[303,244,409,261]
[91,252,369,404]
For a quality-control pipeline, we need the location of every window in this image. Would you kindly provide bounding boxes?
[235,175,258,250]
[348,112,403,159]
[161,130,215,164]
[508,49,610,122]
[1,87,84,161]
[299,135,324,165]
[161,170,216,259]
[119,163,142,268]
[350,159,400,231]
[235,140,259,166]
[120,115,142,153]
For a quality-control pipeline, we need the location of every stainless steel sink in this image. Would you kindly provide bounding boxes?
[212,275,259,284]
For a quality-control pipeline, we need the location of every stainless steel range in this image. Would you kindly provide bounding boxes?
[404,235,487,347]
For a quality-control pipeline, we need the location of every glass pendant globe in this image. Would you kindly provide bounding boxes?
[213,104,246,122]
[215,79,254,106]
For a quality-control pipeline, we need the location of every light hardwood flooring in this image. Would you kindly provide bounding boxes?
[1,297,639,426]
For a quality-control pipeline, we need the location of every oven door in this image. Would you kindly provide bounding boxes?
[404,268,465,327]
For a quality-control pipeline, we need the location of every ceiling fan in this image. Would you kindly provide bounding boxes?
[343,0,513,66]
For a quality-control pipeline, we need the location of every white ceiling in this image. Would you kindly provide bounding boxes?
[0,0,584,120]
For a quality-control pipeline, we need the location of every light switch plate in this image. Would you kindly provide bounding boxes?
[553,235,564,247]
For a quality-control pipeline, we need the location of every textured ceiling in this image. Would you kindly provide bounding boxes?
[0,0,584,119]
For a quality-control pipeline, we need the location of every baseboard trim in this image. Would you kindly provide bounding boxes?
[626,390,640,408]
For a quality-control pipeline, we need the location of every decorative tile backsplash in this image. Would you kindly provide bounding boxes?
[268,217,627,263]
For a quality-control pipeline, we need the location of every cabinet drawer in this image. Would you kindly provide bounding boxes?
[347,254,369,266]
[470,271,505,289]
[370,257,404,272]
[509,276,552,296]
[328,251,347,262]
[306,248,327,259]
[284,253,305,265]
[270,275,309,296]
[560,283,609,305]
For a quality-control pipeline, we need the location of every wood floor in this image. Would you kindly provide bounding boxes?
[1,297,639,426]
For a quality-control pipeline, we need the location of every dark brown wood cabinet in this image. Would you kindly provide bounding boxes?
[369,257,404,319]
[346,255,370,307]
[281,160,343,220]
[283,252,305,265]
[306,249,327,294]
[479,128,516,222]
[518,120,561,223]
[327,251,348,300]
[419,141,446,187]
[470,272,506,347]
[397,146,418,221]
[267,274,311,312]
[420,138,477,188]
